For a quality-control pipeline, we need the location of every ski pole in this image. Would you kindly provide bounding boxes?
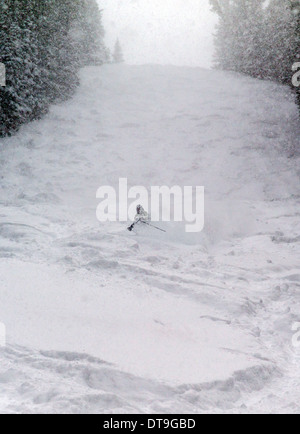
[141,221,166,233]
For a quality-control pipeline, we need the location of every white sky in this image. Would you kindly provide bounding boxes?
[98,0,217,68]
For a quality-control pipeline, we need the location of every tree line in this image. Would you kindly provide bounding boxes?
[0,0,110,137]
[210,0,300,110]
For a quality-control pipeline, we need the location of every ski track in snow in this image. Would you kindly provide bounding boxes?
[0,65,300,413]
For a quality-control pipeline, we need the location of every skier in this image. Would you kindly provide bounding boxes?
[127,205,149,231]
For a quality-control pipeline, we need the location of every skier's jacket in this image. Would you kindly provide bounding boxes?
[134,206,149,223]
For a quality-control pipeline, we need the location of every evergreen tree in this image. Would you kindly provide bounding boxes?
[263,0,297,84]
[113,39,124,64]
[292,0,300,108]
[0,0,108,137]
[210,0,300,111]
[71,0,108,66]
[210,0,266,78]
[0,0,16,135]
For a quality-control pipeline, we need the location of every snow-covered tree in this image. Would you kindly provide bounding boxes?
[210,0,266,78]
[292,0,300,108]
[0,0,108,137]
[210,0,300,111]
[0,0,42,134]
[71,0,109,66]
[113,39,125,64]
[263,0,297,84]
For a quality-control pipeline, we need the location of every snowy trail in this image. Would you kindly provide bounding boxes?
[0,65,299,413]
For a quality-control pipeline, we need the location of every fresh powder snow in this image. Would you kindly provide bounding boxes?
[0,64,299,413]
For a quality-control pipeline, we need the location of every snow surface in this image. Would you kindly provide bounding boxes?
[0,64,300,413]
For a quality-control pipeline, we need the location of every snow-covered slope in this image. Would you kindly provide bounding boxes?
[0,65,299,413]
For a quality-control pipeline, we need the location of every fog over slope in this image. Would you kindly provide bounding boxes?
[100,0,217,67]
